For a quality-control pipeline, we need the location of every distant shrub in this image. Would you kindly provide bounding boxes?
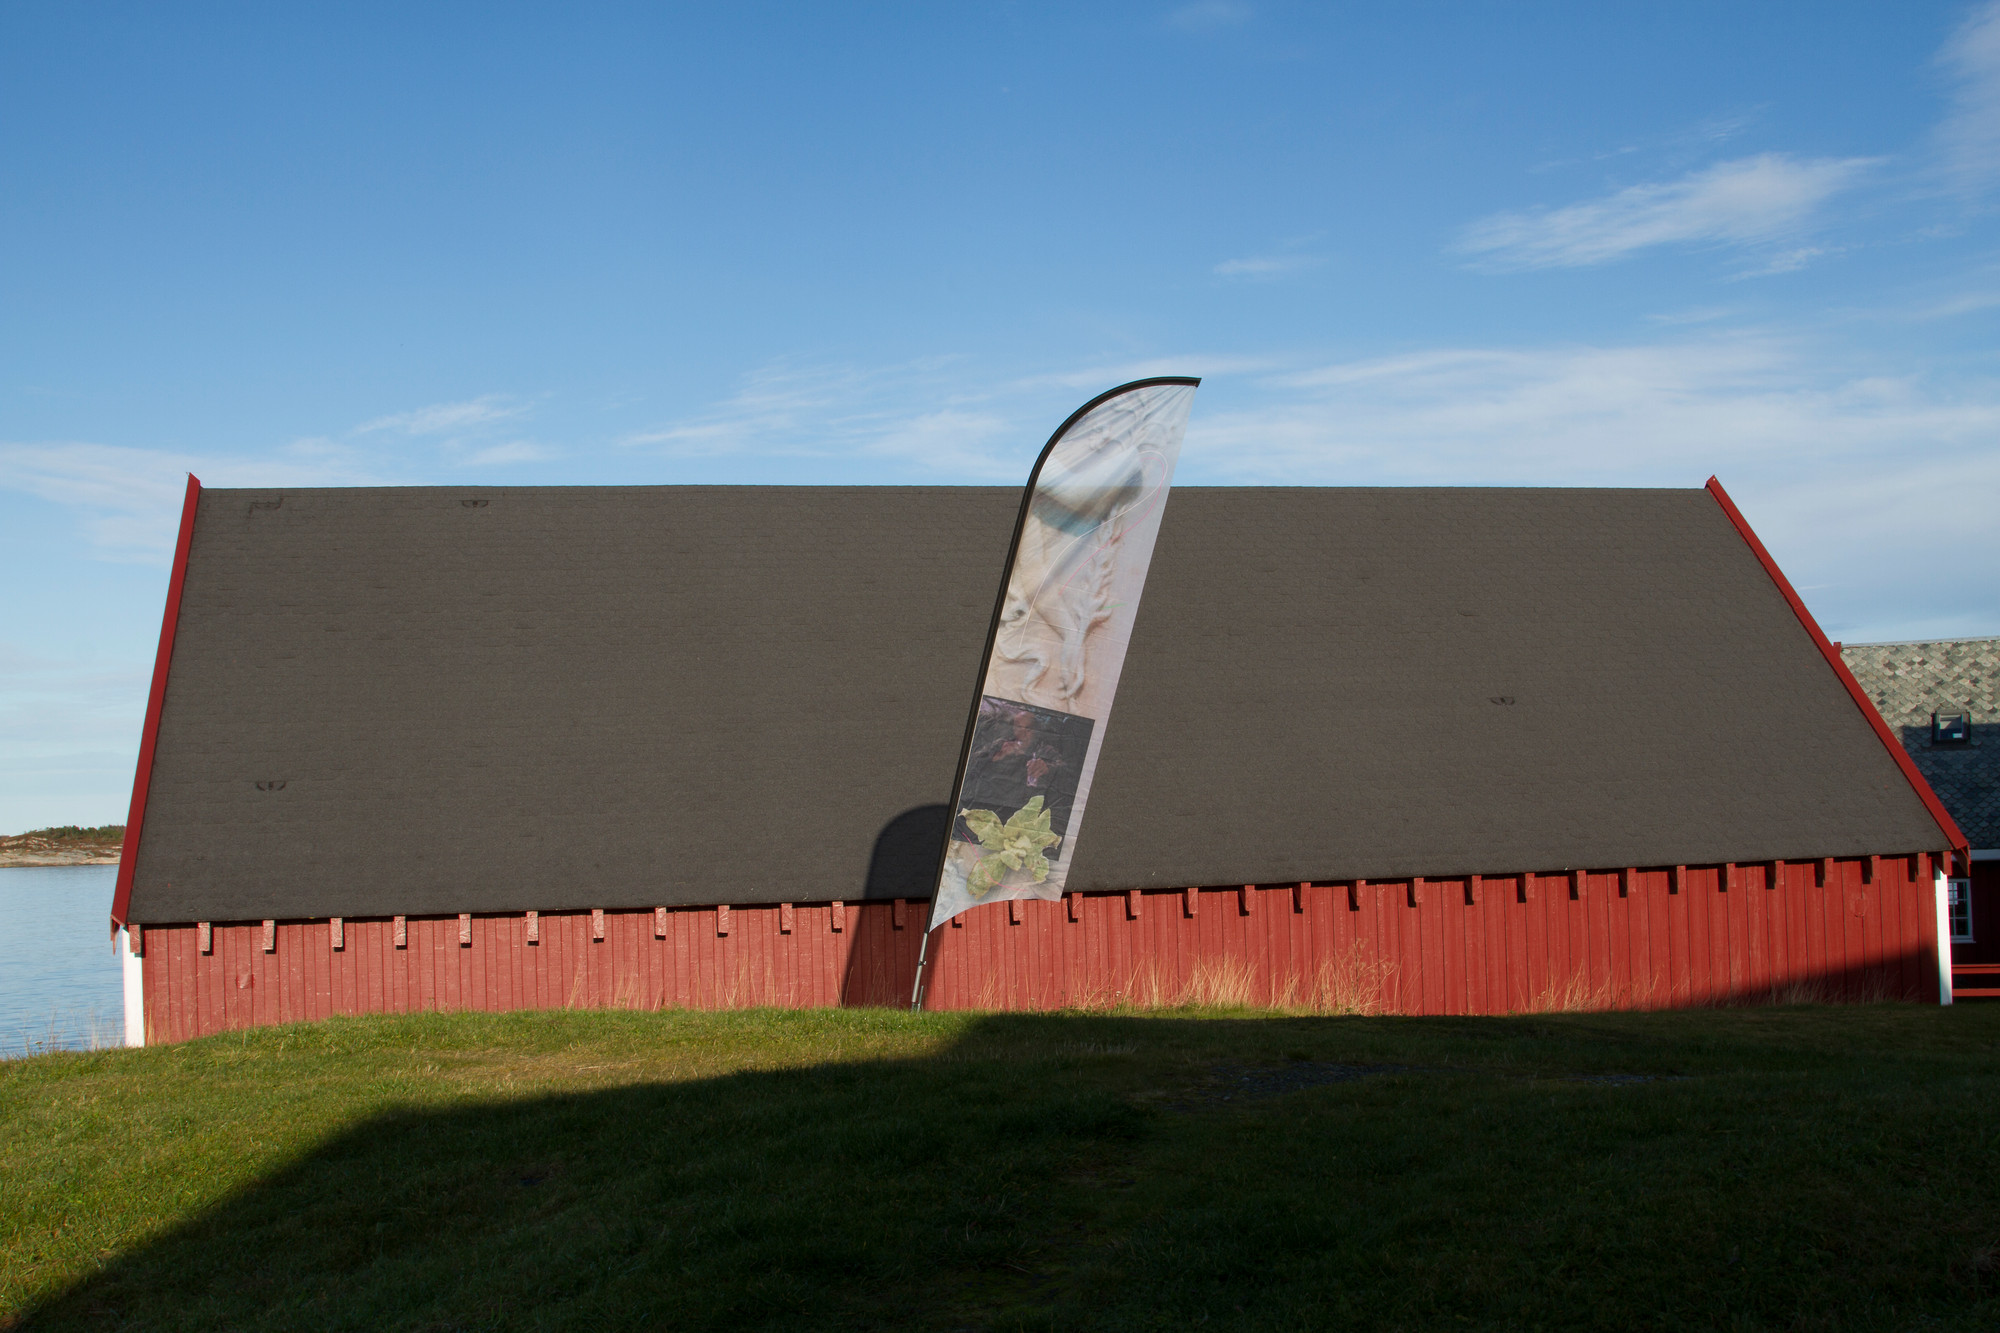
[10,825,124,842]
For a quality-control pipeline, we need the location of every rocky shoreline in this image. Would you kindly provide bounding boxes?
[0,835,123,868]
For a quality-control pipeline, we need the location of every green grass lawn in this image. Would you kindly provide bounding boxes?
[4,1002,1999,1331]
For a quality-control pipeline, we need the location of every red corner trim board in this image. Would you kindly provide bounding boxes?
[111,475,202,936]
[1706,476,1968,858]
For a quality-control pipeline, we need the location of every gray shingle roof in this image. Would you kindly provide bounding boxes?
[1840,638,2000,848]
[125,485,1955,923]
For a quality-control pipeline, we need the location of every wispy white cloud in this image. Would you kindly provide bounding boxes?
[0,441,379,561]
[0,638,153,829]
[621,359,1034,478]
[1529,109,1763,175]
[1166,2,1250,31]
[1214,252,1323,280]
[1456,153,1876,270]
[1176,332,2000,639]
[456,440,556,467]
[356,395,529,436]
[1187,334,2000,484]
[1011,353,1283,395]
[1729,244,1842,278]
[1937,1,2000,190]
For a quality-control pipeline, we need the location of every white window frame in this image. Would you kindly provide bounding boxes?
[1948,877,1974,944]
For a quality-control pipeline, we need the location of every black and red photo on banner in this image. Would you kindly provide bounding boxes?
[917,377,1198,989]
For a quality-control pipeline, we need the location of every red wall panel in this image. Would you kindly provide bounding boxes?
[136,856,1946,1044]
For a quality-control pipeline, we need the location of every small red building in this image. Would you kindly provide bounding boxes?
[114,480,1964,1044]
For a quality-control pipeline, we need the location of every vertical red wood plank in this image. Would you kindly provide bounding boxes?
[286,922,304,1024]
[1720,864,1747,1001]
[408,919,425,1014]
[1585,873,1613,1004]
[288,922,306,1024]
[1480,876,1507,1014]
[1782,861,1806,994]
[378,918,395,1014]
[1387,882,1411,1013]
[187,924,206,1040]
[1861,857,1888,997]
[431,916,449,1013]
[1471,878,1496,1015]
[181,925,201,1040]
[142,929,166,1043]
[184,924,205,1040]
[333,919,351,1017]
[1907,854,1933,1000]
[248,921,267,1030]
[1621,870,1647,1007]
[1518,874,1544,1010]
[202,925,221,1037]
[1906,855,1929,1000]
[1434,879,1460,1014]
[1664,873,1689,1007]
[1703,868,1728,1001]
[147,928,169,1043]
[1854,859,1880,997]
[1891,865,1916,1002]
[482,913,501,1013]
[1841,859,1870,999]
[231,921,251,1032]
[1774,862,1798,994]
[192,923,214,1038]
[1501,876,1527,1012]
[1364,885,1390,1012]
[428,916,447,1012]
[1568,874,1593,1006]
[301,920,322,1022]
[1412,879,1442,1014]
[1616,873,1640,1006]
[496,910,514,1012]
[1619,869,1645,1007]
[1879,860,1906,1001]
[1825,859,1853,999]
[508,908,524,1012]
[142,936,165,1044]
[214,923,236,1032]
[374,921,390,1015]
[467,915,487,1013]
[1684,867,1713,1005]
[1761,862,1785,994]
[251,920,270,1030]
[1741,863,1768,997]
[1643,868,1671,1009]
[1805,858,1831,994]
[382,920,398,1012]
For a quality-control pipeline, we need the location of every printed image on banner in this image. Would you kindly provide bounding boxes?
[929,378,1197,929]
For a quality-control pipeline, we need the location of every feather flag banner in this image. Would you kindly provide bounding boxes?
[916,377,1198,979]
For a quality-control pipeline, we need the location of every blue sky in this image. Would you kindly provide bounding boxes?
[6,1,2000,829]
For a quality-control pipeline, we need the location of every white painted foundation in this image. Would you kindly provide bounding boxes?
[1934,867,1954,1007]
[121,930,145,1047]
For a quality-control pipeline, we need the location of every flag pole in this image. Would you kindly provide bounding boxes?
[909,924,936,1010]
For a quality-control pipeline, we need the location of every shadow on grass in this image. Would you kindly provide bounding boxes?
[19,1008,2000,1331]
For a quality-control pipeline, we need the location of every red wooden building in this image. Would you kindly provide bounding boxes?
[114,480,1965,1044]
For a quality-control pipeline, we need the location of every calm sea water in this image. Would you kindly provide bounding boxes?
[0,865,124,1056]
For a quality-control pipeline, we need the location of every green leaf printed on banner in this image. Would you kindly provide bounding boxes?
[961,795,1061,899]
